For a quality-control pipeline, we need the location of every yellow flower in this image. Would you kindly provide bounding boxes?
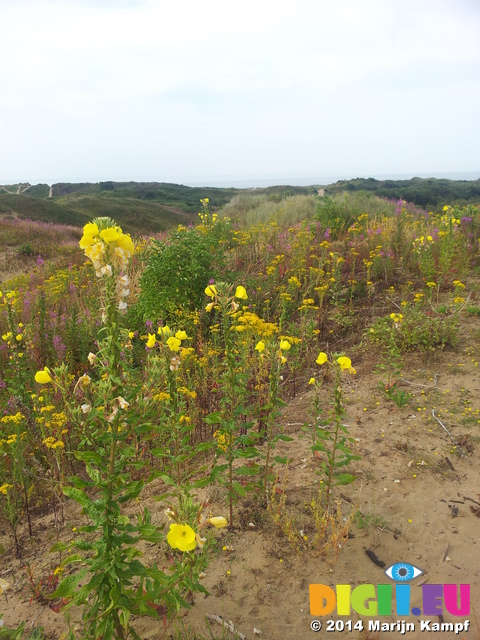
[316,352,328,365]
[208,516,228,528]
[279,340,291,351]
[308,377,316,385]
[146,333,156,348]
[167,336,181,352]
[280,355,287,364]
[158,325,171,335]
[35,367,53,384]
[99,227,121,243]
[167,523,196,552]
[116,233,134,255]
[205,302,215,312]
[255,341,266,352]
[235,285,248,300]
[0,576,10,594]
[79,222,99,248]
[205,284,218,297]
[337,356,352,370]
[175,330,188,341]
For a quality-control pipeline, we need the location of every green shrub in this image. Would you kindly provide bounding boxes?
[367,308,458,352]
[133,226,228,324]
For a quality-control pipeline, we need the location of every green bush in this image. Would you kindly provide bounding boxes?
[132,226,228,324]
[367,308,458,352]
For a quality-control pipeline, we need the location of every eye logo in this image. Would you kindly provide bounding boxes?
[385,562,423,582]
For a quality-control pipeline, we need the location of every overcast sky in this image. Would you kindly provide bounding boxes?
[1,0,479,186]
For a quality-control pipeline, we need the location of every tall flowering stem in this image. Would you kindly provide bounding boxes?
[32,218,223,640]
[206,283,256,527]
[311,353,360,512]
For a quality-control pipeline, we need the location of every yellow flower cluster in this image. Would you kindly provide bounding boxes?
[42,437,65,450]
[0,412,25,424]
[0,483,13,495]
[235,312,278,338]
[79,218,134,311]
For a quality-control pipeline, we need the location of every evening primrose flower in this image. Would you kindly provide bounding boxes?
[79,222,100,248]
[308,377,316,385]
[235,285,248,300]
[205,284,218,297]
[0,577,10,594]
[35,367,53,384]
[99,227,121,244]
[255,341,266,353]
[77,374,91,387]
[116,396,130,410]
[175,330,188,341]
[279,340,291,351]
[337,356,352,370]
[205,302,215,312]
[208,516,228,528]
[87,352,97,365]
[158,325,171,335]
[316,352,328,365]
[167,336,182,352]
[146,333,156,348]
[81,403,92,414]
[167,523,196,552]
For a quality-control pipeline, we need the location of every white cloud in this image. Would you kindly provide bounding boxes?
[0,0,479,183]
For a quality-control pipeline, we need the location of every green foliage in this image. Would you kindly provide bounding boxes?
[325,177,480,209]
[135,227,227,324]
[368,307,458,353]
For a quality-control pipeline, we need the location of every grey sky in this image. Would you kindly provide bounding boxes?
[1,0,479,186]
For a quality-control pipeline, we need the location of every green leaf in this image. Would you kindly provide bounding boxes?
[51,569,87,599]
[274,434,294,442]
[74,451,103,465]
[60,554,84,567]
[232,482,247,496]
[273,455,288,464]
[334,473,356,486]
[63,486,93,511]
[234,465,259,476]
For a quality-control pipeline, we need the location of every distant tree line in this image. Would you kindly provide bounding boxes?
[325,177,480,209]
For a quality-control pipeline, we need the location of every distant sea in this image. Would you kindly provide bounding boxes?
[180,171,480,189]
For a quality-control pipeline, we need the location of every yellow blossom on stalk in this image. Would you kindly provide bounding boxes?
[205,284,217,297]
[208,516,228,528]
[99,227,121,243]
[0,484,13,496]
[116,233,134,254]
[235,285,248,300]
[337,356,356,374]
[279,340,291,351]
[316,352,328,365]
[158,325,171,335]
[79,222,99,248]
[308,377,316,385]
[167,336,181,352]
[146,333,156,348]
[255,341,265,352]
[337,356,351,370]
[205,302,215,312]
[175,330,188,341]
[167,523,196,552]
[35,367,53,384]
